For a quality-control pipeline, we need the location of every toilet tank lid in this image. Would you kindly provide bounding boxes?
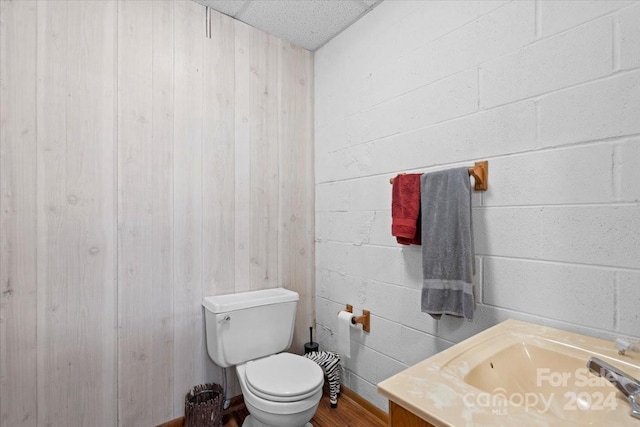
[203,288,299,313]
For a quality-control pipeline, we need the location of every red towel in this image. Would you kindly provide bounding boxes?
[391,173,422,245]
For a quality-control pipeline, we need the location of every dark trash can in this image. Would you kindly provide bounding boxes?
[184,383,224,427]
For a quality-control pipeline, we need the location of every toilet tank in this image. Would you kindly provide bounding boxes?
[202,288,299,368]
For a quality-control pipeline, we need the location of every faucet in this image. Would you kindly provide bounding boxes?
[616,338,640,356]
[587,357,640,420]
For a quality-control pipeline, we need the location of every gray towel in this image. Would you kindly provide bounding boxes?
[420,168,475,320]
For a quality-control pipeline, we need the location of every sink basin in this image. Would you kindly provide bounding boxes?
[450,339,621,424]
[378,319,640,426]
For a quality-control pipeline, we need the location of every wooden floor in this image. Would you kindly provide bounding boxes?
[162,385,388,427]
[224,386,387,427]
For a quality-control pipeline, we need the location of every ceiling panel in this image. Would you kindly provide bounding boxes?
[203,0,249,16]
[193,0,383,51]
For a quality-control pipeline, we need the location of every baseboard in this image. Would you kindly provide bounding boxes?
[155,395,245,427]
[340,385,389,424]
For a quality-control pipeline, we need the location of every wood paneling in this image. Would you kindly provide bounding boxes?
[0,1,38,425]
[36,1,118,425]
[278,41,315,352]
[117,1,175,424]
[233,21,253,293]
[202,11,236,298]
[173,0,205,415]
[35,3,70,425]
[117,1,154,423]
[0,2,314,425]
[248,30,279,292]
[149,2,177,423]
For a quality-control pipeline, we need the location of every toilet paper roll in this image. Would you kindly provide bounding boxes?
[337,310,355,359]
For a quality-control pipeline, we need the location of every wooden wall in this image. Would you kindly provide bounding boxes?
[0,1,314,426]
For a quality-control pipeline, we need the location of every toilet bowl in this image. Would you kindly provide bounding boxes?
[202,288,325,427]
[237,353,323,427]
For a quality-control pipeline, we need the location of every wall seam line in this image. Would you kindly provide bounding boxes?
[114,1,120,425]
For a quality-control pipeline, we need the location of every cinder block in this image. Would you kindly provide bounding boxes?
[540,206,640,269]
[481,18,613,108]
[316,175,391,212]
[482,144,614,206]
[615,139,640,202]
[315,321,339,355]
[315,119,348,155]
[315,269,333,299]
[326,275,370,313]
[327,100,536,182]
[314,48,349,128]
[316,268,356,302]
[400,327,451,366]
[348,175,393,211]
[353,315,404,361]
[399,287,438,334]
[347,69,478,147]
[476,205,640,269]
[346,342,377,383]
[483,257,616,329]
[316,241,350,273]
[316,211,376,245]
[435,302,504,343]
[375,352,408,383]
[348,373,388,411]
[400,246,423,290]
[617,271,640,339]
[316,296,343,334]
[313,0,640,384]
[398,1,535,95]
[540,0,633,38]
[364,280,404,320]
[474,206,544,259]
[346,244,403,284]
[539,70,640,146]
[317,176,391,213]
[367,210,396,247]
[316,182,350,212]
[315,144,373,183]
[334,1,509,113]
[620,3,640,70]
[390,1,509,58]
[440,303,617,343]
[399,263,486,340]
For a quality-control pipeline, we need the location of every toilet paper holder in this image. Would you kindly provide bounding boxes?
[345,304,370,333]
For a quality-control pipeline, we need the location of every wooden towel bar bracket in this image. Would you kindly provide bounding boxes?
[346,304,370,333]
[389,160,489,191]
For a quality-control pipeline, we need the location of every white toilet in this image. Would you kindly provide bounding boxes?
[203,288,324,427]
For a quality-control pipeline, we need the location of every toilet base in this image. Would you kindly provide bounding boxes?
[242,415,312,427]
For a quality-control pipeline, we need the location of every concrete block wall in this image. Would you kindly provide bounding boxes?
[314,0,640,411]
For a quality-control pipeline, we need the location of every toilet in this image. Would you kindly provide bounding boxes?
[203,288,324,427]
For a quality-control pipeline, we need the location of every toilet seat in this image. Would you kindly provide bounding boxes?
[244,353,324,403]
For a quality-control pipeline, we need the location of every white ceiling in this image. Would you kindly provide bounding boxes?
[193,0,383,51]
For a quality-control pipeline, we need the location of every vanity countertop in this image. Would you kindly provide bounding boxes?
[377,319,640,426]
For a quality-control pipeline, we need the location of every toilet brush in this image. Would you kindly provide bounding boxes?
[304,326,319,354]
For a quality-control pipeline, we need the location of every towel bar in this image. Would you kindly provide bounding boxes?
[389,160,489,191]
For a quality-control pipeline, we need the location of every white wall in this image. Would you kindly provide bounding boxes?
[314,0,640,411]
[0,1,313,426]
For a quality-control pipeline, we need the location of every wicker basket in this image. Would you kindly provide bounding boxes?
[184,383,224,427]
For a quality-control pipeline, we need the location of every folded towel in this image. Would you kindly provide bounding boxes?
[420,168,475,320]
[391,174,422,245]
